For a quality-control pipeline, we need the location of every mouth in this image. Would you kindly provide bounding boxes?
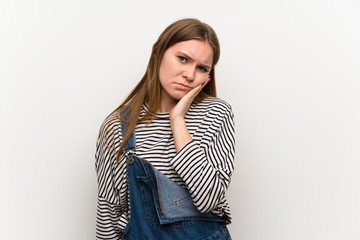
[175,83,192,90]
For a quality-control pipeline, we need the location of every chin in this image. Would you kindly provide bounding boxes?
[172,92,187,101]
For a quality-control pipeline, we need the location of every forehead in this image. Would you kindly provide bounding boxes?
[168,40,213,65]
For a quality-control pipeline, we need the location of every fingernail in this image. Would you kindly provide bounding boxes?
[201,82,205,86]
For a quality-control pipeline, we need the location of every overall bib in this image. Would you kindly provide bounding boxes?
[121,120,232,240]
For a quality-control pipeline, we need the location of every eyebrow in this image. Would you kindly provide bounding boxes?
[176,51,212,69]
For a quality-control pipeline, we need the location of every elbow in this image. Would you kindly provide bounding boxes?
[193,196,220,214]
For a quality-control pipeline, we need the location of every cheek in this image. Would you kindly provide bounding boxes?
[159,60,175,82]
[159,69,169,88]
[195,74,208,84]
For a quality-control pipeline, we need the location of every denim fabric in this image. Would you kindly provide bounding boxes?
[121,120,232,240]
[156,169,218,221]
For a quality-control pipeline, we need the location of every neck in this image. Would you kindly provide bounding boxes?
[158,100,177,113]
[158,92,178,113]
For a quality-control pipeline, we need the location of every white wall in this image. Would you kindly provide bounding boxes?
[1,0,359,239]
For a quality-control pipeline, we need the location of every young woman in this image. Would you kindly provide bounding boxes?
[95,18,235,240]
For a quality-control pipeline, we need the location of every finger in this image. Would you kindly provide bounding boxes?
[201,79,208,87]
[185,84,202,100]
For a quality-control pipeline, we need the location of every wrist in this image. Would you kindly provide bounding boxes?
[170,116,185,125]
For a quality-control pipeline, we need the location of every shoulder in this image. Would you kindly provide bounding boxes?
[95,110,124,170]
[96,110,123,147]
[202,97,232,110]
[191,97,233,118]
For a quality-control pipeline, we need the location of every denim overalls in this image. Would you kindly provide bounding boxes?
[121,120,232,240]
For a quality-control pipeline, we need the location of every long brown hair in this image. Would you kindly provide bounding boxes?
[105,18,221,163]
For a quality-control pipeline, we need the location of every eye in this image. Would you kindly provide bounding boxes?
[177,56,187,63]
[198,66,209,73]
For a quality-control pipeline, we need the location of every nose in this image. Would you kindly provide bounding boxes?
[182,66,196,81]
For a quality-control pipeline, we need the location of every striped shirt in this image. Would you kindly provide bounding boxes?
[95,97,235,239]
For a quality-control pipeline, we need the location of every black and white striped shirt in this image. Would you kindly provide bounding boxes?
[95,97,235,239]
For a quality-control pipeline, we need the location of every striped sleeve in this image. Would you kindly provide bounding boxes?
[169,102,235,214]
[95,115,128,239]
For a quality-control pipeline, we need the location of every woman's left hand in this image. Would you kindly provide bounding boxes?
[169,80,207,152]
[169,82,205,121]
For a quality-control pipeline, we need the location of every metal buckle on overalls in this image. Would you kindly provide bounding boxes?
[124,149,135,165]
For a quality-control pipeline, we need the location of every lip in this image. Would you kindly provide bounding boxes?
[175,83,192,90]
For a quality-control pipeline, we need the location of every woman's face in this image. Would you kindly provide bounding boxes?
[158,39,213,105]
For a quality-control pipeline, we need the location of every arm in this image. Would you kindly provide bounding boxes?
[95,117,127,239]
[169,84,203,151]
[170,105,235,213]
